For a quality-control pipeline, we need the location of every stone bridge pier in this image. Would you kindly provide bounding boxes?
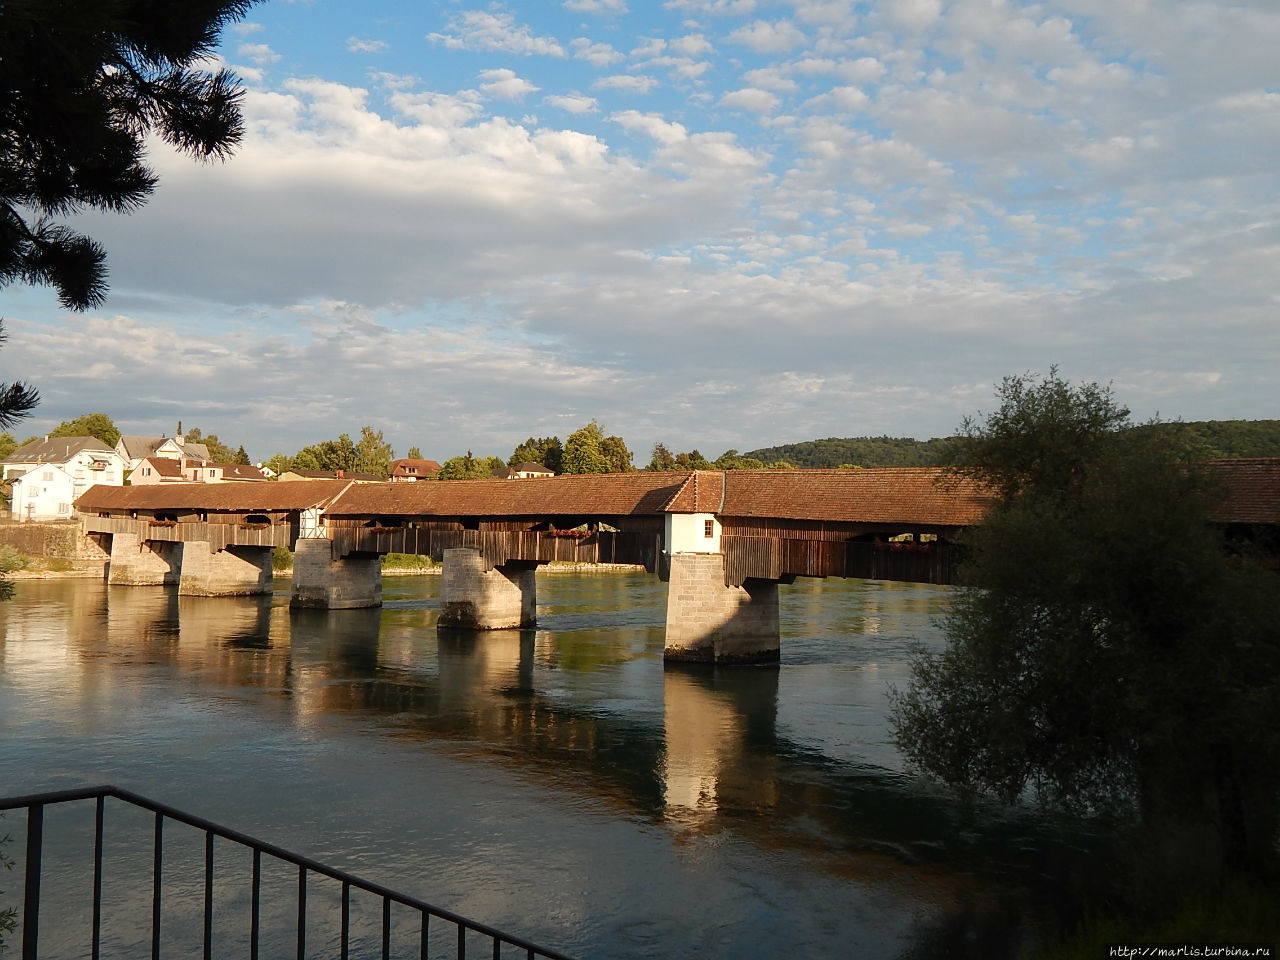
[437,547,537,630]
[290,538,382,609]
[106,532,181,586]
[663,553,781,665]
[178,541,273,596]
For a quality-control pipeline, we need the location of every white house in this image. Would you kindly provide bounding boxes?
[115,434,211,473]
[3,436,127,521]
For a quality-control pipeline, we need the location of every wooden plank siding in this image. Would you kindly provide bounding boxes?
[723,535,960,585]
[82,516,297,550]
[329,526,659,571]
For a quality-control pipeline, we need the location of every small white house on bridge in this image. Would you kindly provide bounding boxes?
[4,436,127,521]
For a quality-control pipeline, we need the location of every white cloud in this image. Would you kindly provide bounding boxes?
[478,68,540,100]
[726,19,807,54]
[593,74,659,93]
[346,37,389,54]
[429,10,565,57]
[545,93,600,114]
[237,43,281,66]
[564,0,628,12]
[611,110,689,145]
[571,37,625,67]
[719,88,781,113]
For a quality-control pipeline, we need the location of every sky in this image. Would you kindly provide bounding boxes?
[2,0,1277,464]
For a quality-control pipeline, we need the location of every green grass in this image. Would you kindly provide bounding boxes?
[0,545,27,572]
[381,552,437,570]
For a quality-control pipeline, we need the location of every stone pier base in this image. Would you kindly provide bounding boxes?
[437,547,537,629]
[664,553,780,664]
[289,538,382,609]
[106,532,181,586]
[178,541,273,596]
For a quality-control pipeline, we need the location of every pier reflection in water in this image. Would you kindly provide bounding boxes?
[0,573,1093,959]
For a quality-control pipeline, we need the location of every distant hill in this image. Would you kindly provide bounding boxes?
[745,421,1280,469]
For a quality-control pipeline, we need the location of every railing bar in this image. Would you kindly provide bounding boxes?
[459,922,466,960]
[420,911,429,960]
[0,785,578,960]
[341,880,350,960]
[493,934,502,959]
[204,829,215,960]
[21,803,42,960]
[250,848,261,960]
[92,795,104,960]
[382,895,391,960]
[297,866,307,960]
[152,812,163,960]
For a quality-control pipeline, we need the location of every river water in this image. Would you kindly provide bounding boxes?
[0,572,1092,959]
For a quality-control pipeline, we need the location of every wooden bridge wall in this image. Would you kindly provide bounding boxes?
[330,526,660,571]
[723,536,959,586]
[82,516,297,551]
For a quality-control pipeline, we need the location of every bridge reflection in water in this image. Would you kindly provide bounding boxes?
[0,573,1106,959]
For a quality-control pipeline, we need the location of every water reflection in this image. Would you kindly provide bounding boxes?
[0,574,1102,959]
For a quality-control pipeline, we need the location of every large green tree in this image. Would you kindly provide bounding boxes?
[354,426,393,478]
[0,0,257,309]
[562,421,632,474]
[437,451,503,480]
[50,412,119,446]
[891,370,1280,887]
[509,436,562,473]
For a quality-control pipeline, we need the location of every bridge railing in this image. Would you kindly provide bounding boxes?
[331,527,658,571]
[1,785,576,960]
[81,516,297,551]
[723,535,959,585]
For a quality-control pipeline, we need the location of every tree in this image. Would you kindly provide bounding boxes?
[0,322,38,428]
[264,452,290,476]
[0,433,16,461]
[437,451,503,480]
[646,442,676,471]
[0,0,258,309]
[183,426,236,462]
[890,370,1280,887]
[354,426,393,478]
[49,412,119,447]
[406,445,423,460]
[509,436,563,473]
[234,444,250,465]
[563,422,632,474]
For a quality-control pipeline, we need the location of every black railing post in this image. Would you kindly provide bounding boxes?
[341,879,350,959]
[92,795,104,960]
[296,866,307,960]
[152,811,163,960]
[250,848,261,960]
[204,829,214,960]
[382,896,391,960]
[22,803,42,960]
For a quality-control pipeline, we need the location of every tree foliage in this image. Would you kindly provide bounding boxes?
[509,436,562,473]
[47,412,118,446]
[562,422,632,474]
[0,0,258,309]
[353,426,393,478]
[406,445,423,460]
[891,370,1280,883]
[437,451,504,480]
[183,426,237,463]
[0,322,37,429]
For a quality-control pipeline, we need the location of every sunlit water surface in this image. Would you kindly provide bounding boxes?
[0,573,1091,958]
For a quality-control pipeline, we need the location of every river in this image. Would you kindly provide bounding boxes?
[0,572,1093,959]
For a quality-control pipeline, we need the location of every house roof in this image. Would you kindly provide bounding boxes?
[214,463,269,481]
[117,436,212,462]
[390,458,442,477]
[6,436,115,463]
[136,457,186,479]
[75,479,351,512]
[512,462,553,474]
[1204,458,1280,525]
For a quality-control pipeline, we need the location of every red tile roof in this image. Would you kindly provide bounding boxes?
[1203,458,1280,524]
[326,471,689,517]
[75,479,351,512]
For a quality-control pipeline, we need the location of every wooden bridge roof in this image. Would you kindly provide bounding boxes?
[1205,458,1280,524]
[74,479,350,512]
[324,472,689,518]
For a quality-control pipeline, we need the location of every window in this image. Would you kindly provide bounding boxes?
[58,503,69,514]
[704,519,715,538]
[42,470,54,481]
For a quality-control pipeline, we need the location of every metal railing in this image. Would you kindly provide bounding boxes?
[0,785,576,960]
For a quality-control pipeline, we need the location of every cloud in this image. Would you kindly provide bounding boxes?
[571,38,625,66]
[545,93,600,114]
[478,68,540,100]
[346,37,389,54]
[726,20,807,53]
[719,88,781,113]
[563,0,628,12]
[429,10,565,57]
[237,43,281,66]
[593,74,659,93]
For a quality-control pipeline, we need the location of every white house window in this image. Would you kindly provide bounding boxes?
[42,470,54,481]
[58,503,69,514]
[704,519,715,538]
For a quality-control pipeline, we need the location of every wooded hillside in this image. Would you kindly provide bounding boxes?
[745,420,1280,468]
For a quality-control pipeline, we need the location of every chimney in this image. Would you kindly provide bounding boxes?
[337,469,345,478]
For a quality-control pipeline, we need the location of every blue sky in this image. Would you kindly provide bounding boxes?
[2,0,1277,463]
